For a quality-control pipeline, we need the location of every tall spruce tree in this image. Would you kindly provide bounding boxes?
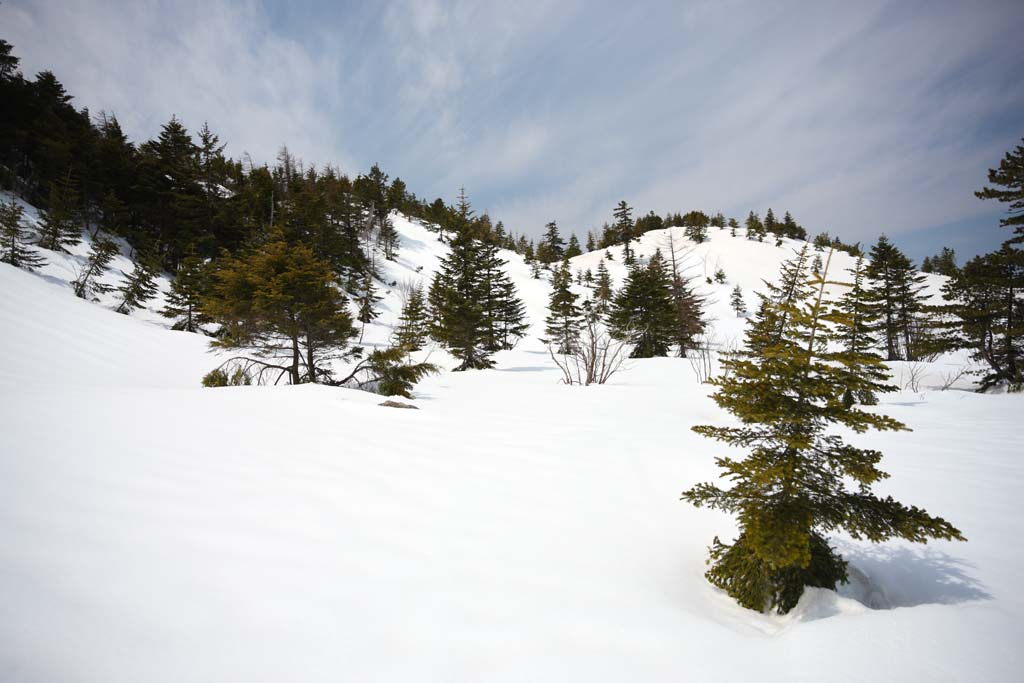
[565,233,583,259]
[0,199,46,270]
[940,245,1023,391]
[865,235,930,360]
[683,247,964,614]
[538,221,565,264]
[545,259,581,353]
[609,249,678,358]
[832,256,887,405]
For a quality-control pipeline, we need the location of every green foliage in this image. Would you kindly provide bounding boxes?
[940,244,1024,391]
[339,345,439,398]
[114,255,160,314]
[202,364,252,387]
[0,199,46,270]
[204,232,357,385]
[608,249,678,358]
[976,138,1024,241]
[730,285,746,317]
[544,259,581,353]
[613,201,634,264]
[683,247,964,614]
[72,236,118,299]
[162,255,210,331]
[865,235,932,360]
[394,284,430,351]
[36,176,81,252]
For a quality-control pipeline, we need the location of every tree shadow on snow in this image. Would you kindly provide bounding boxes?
[834,543,991,609]
[495,366,550,373]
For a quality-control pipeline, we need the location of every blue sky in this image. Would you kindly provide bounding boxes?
[6,0,1023,261]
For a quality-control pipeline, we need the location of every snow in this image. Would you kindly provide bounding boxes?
[1,200,1022,681]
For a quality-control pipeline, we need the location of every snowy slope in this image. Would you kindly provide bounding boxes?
[1,203,1022,681]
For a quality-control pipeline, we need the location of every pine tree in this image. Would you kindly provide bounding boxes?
[493,275,529,350]
[394,284,430,351]
[593,258,614,315]
[356,270,382,342]
[832,256,888,405]
[665,231,706,355]
[162,255,209,331]
[609,249,678,357]
[377,215,400,261]
[865,235,930,360]
[115,255,160,314]
[745,211,764,242]
[683,247,964,615]
[613,201,635,264]
[0,199,46,270]
[36,176,82,252]
[538,221,565,264]
[730,285,746,317]
[72,236,118,299]
[940,245,1023,391]
[976,138,1024,242]
[764,208,777,236]
[586,231,596,252]
[204,232,357,385]
[544,259,581,353]
[565,233,582,259]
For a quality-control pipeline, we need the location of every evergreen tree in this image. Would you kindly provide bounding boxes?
[493,275,530,350]
[36,176,82,252]
[764,208,777,235]
[865,235,930,360]
[684,222,708,244]
[976,138,1024,242]
[745,211,764,241]
[923,247,958,277]
[730,285,746,317]
[356,270,382,342]
[593,258,614,315]
[377,215,400,261]
[72,236,118,299]
[204,233,357,385]
[162,255,209,332]
[394,284,430,351]
[0,199,46,270]
[609,249,678,357]
[683,247,964,615]
[565,233,583,259]
[613,201,635,264]
[832,256,887,405]
[115,255,160,314]
[538,221,565,264]
[544,259,581,353]
[586,231,596,252]
[940,245,1023,391]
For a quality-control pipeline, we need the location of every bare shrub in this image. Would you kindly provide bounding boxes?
[547,316,630,386]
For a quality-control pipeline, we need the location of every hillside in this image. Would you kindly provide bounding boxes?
[1,203,1022,681]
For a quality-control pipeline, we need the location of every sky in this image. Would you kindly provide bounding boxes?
[5,0,1023,261]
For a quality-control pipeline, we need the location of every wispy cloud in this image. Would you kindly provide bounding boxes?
[5,0,1022,258]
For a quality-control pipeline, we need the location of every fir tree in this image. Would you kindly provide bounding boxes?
[609,249,678,358]
[565,233,583,259]
[586,231,596,252]
[683,247,964,615]
[730,285,746,317]
[832,256,887,405]
[493,275,530,350]
[593,258,614,315]
[538,221,565,264]
[356,270,382,342]
[745,211,764,242]
[976,138,1024,242]
[764,208,777,235]
[377,215,400,261]
[865,235,930,360]
[394,284,430,351]
[940,244,1023,391]
[204,232,357,385]
[72,236,118,299]
[36,176,82,252]
[544,259,581,353]
[162,255,209,332]
[0,199,46,270]
[115,255,160,314]
[613,201,635,264]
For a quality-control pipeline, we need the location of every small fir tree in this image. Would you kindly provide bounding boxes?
[394,284,430,351]
[683,246,964,615]
[613,201,635,265]
[115,255,160,314]
[0,199,46,270]
[72,236,119,299]
[544,259,581,353]
[730,285,746,317]
[162,255,209,332]
[36,177,82,252]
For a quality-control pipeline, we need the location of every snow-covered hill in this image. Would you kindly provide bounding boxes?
[1,199,1022,681]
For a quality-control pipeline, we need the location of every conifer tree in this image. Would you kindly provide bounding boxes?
[204,232,357,385]
[493,275,530,350]
[544,259,581,353]
[72,236,118,299]
[565,233,582,259]
[115,255,160,314]
[0,199,46,270]
[613,201,635,264]
[593,258,614,315]
[940,244,1023,391]
[865,235,930,360]
[586,231,596,252]
[665,231,706,355]
[356,270,382,342]
[609,249,678,357]
[683,247,964,614]
[162,255,209,332]
[538,221,565,264]
[36,176,82,252]
[377,215,400,261]
[730,285,746,317]
[764,208,777,235]
[976,138,1024,242]
[745,211,764,242]
[832,256,887,405]
[394,284,430,351]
